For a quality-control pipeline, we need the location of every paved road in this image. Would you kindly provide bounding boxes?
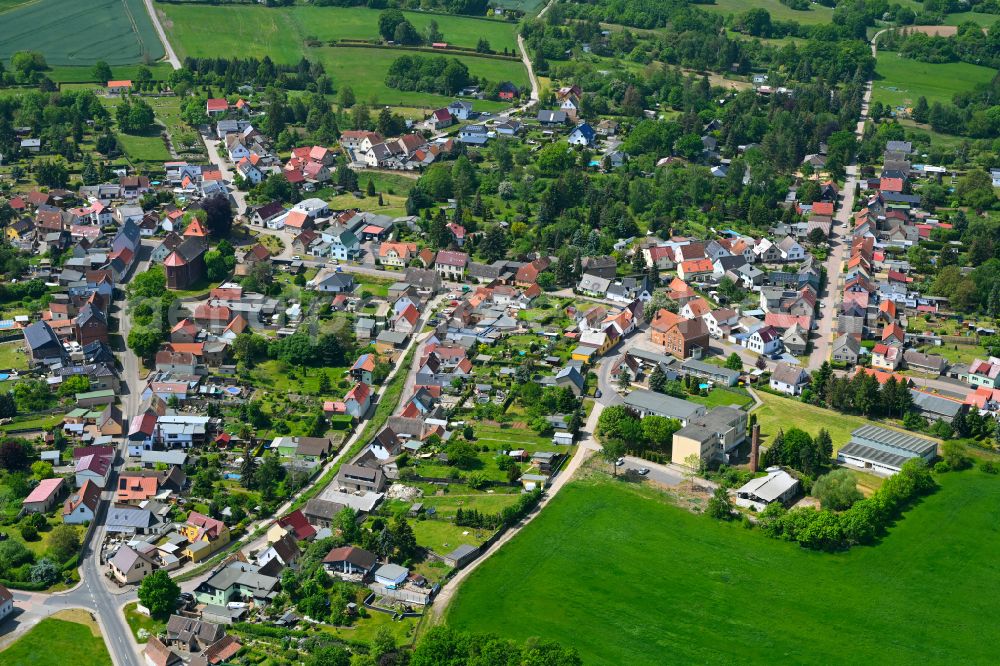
[805,34,879,370]
[620,456,685,487]
[142,0,181,68]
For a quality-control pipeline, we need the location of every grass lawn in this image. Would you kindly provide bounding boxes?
[411,516,490,554]
[158,4,519,56]
[446,469,1000,664]
[753,391,870,449]
[356,276,395,298]
[418,493,521,519]
[0,341,29,371]
[4,515,85,559]
[2,613,110,666]
[918,342,983,368]
[942,9,1000,26]
[328,192,407,218]
[0,412,65,434]
[872,50,997,109]
[317,610,417,644]
[701,0,834,24]
[123,602,166,642]
[251,360,349,398]
[0,0,164,65]
[472,424,556,449]
[688,387,753,410]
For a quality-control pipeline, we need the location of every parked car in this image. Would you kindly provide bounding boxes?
[637,468,650,476]
[615,457,625,467]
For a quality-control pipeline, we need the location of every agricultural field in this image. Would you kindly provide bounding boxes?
[0,0,165,66]
[872,50,997,109]
[2,612,111,666]
[446,469,1000,664]
[701,0,835,25]
[157,4,520,57]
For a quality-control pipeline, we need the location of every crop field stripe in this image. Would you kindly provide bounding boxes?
[0,0,165,65]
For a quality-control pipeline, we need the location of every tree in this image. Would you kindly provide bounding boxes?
[240,444,258,489]
[705,487,734,523]
[600,439,626,476]
[378,9,407,41]
[202,195,233,238]
[0,439,30,471]
[47,524,80,562]
[138,570,180,619]
[725,353,743,371]
[307,646,351,666]
[93,61,113,85]
[35,160,69,188]
[642,416,681,451]
[648,365,668,393]
[30,558,59,586]
[940,440,972,470]
[812,469,862,510]
[390,514,419,562]
[127,327,164,360]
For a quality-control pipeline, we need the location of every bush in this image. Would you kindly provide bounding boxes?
[979,460,999,474]
[934,461,950,473]
[19,524,38,541]
[812,469,862,510]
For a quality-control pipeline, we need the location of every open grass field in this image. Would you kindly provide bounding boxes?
[2,613,110,666]
[157,4,519,55]
[412,516,491,554]
[446,469,1000,664]
[872,50,997,109]
[701,0,834,24]
[328,191,407,218]
[312,47,525,110]
[0,341,29,371]
[0,0,165,66]
[753,391,871,449]
[156,3,524,109]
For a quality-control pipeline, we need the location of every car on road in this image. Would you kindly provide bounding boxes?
[595,389,602,398]
[291,255,301,260]
[615,457,625,466]
[637,468,650,476]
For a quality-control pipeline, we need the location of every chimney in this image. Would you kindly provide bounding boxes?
[750,423,760,473]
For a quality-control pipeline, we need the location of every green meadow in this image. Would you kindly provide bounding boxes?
[701,0,835,24]
[446,469,1000,664]
[872,50,997,109]
[157,3,520,57]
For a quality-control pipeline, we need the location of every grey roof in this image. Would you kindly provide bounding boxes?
[910,389,964,418]
[623,389,705,421]
[735,468,799,503]
[681,359,740,383]
[849,424,937,461]
[446,543,478,560]
[110,545,151,572]
[771,362,808,386]
[374,563,408,580]
[140,450,188,466]
[903,349,946,372]
[106,506,158,531]
[24,320,61,351]
[839,441,912,470]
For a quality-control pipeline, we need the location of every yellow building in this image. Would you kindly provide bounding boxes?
[181,511,230,562]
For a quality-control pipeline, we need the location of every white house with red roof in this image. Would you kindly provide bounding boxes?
[206,98,229,116]
[429,108,453,130]
[434,250,468,280]
[344,382,372,419]
[75,453,113,488]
